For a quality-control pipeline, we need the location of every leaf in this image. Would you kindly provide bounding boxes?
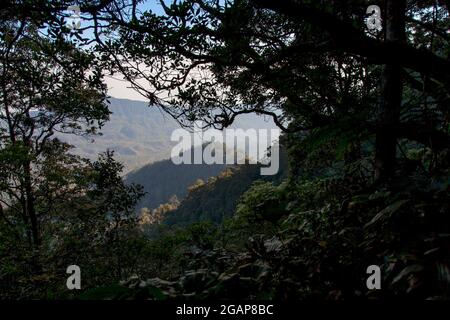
[365,199,409,228]
[436,263,450,287]
[264,237,283,253]
[392,264,424,285]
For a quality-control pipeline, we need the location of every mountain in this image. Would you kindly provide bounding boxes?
[59,97,282,211]
[126,142,288,213]
[163,147,288,226]
[60,98,279,173]
[125,157,226,211]
[58,98,179,172]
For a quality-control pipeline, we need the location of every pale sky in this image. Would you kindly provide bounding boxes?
[105,75,149,102]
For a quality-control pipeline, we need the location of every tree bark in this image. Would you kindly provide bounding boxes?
[23,159,40,248]
[374,0,406,182]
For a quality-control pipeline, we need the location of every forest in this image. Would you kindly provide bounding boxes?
[0,0,449,300]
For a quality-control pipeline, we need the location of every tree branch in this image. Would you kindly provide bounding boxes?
[251,0,450,87]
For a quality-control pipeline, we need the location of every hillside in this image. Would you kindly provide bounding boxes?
[163,148,288,226]
[58,98,179,172]
[126,158,226,211]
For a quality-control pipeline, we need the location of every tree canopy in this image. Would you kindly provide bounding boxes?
[0,0,449,300]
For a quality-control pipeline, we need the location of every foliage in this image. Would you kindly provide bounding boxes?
[1,0,449,301]
[164,148,288,227]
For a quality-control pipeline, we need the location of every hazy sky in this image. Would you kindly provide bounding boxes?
[105,75,148,101]
[101,1,163,101]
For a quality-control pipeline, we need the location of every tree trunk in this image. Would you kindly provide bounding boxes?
[24,159,40,248]
[374,0,406,182]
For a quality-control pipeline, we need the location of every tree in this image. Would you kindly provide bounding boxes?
[52,151,145,283]
[0,17,109,249]
[0,1,146,297]
[374,0,406,180]
[91,0,449,181]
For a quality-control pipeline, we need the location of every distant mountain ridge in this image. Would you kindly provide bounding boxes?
[59,98,179,172]
[60,98,278,173]
[59,97,281,211]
